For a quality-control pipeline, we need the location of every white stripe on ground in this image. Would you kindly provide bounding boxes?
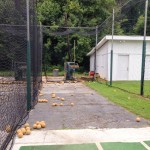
[96,142,104,150]
[141,141,150,150]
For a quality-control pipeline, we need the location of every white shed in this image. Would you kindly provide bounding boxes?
[87,35,150,81]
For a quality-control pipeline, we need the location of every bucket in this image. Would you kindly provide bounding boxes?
[89,71,95,76]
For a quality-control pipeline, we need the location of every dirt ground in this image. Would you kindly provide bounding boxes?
[26,79,150,130]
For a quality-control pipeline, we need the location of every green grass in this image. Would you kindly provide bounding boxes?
[42,71,85,77]
[85,81,150,120]
[113,81,150,98]
[0,71,14,76]
[42,71,65,76]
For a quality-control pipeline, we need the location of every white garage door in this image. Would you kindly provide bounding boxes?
[117,55,129,80]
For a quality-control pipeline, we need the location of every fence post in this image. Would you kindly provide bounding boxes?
[140,0,148,96]
[26,0,31,111]
[94,26,98,79]
[110,8,114,86]
[40,22,43,82]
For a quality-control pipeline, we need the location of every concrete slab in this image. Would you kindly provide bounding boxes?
[12,82,150,150]
[14,131,46,144]
[13,128,150,150]
[28,82,150,129]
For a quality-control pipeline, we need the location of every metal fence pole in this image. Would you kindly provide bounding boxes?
[26,0,31,111]
[74,40,76,63]
[40,22,43,83]
[140,0,148,96]
[110,9,114,86]
[94,26,98,79]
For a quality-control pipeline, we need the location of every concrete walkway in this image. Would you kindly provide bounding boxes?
[13,128,150,150]
[12,81,150,150]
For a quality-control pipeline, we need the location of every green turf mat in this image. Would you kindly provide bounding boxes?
[20,144,98,150]
[101,142,147,150]
[144,141,150,147]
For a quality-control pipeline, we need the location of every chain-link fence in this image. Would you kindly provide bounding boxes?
[0,0,42,149]
[42,26,96,82]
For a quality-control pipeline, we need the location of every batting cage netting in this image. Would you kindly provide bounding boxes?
[0,0,42,149]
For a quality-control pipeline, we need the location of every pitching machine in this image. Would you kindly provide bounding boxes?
[64,62,79,80]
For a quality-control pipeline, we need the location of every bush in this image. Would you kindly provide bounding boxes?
[45,65,64,72]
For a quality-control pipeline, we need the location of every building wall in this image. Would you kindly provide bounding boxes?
[90,53,95,71]
[96,41,109,79]
[107,40,150,81]
[90,39,150,81]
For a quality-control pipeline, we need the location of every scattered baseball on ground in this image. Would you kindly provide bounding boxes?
[17,132,23,138]
[52,93,56,98]
[37,124,42,129]
[33,124,37,129]
[32,121,46,130]
[41,121,45,123]
[26,127,31,130]
[36,121,40,125]
[52,103,58,106]
[17,125,32,138]
[17,129,22,134]
[114,89,117,92]
[43,99,48,103]
[52,103,56,106]
[55,103,58,106]
[60,103,63,106]
[41,122,46,128]
[128,97,131,100]
[5,125,12,133]
[136,117,141,122]
[26,130,31,135]
[21,128,26,135]
[71,103,74,106]
[57,97,60,100]
[61,98,65,101]
[38,99,48,103]
[24,123,30,128]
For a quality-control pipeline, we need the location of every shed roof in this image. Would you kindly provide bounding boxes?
[87,35,150,56]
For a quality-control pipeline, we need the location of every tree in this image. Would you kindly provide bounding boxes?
[37,0,117,71]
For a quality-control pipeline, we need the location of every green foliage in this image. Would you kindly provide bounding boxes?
[37,0,116,72]
[46,65,64,72]
[134,15,144,35]
[37,0,150,72]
